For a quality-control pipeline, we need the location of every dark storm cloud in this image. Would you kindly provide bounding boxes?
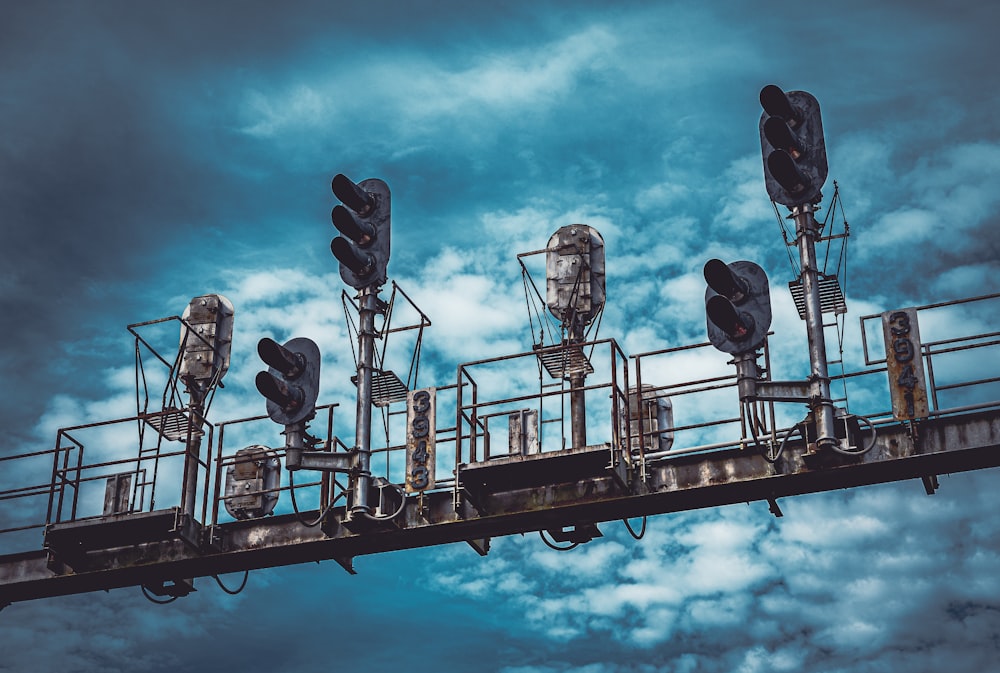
[0,2,331,432]
[1,6,202,430]
[0,0,571,434]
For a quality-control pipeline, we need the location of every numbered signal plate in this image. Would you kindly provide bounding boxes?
[881,308,930,420]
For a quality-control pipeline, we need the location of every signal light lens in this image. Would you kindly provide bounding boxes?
[257,337,303,378]
[707,295,752,340]
[255,371,303,412]
[704,258,748,304]
[759,85,799,127]
[762,117,802,159]
[332,205,374,244]
[767,150,809,194]
[331,236,373,275]
[331,173,374,216]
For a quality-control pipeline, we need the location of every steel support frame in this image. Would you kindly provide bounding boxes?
[791,203,838,451]
[3,408,999,606]
[568,322,588,451]
[349,286,381,519]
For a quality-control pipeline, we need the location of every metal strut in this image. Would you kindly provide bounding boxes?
[790,203,838,453]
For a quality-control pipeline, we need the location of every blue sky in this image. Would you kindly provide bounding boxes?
[1,1,1000,671]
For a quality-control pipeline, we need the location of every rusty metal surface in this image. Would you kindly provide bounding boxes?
[3,408,999,606]
[545,224,606,327]
[882,308,930,420]
[405,388,436,493]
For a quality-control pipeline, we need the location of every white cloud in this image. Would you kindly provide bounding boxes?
[713,155,777,232]
[423,467,1000,671]
[238,26,619,141]
[434,28,618,110]
[855,141,1000,260]
[931,262,1000,299]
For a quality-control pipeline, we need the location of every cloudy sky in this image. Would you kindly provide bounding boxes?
[2,0,1000,671]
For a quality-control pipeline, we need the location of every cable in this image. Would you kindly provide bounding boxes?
[379,284,397,345]
[819,181,845,274]
[742,400,762,455]
[584,305,605,359]
[381,403,391,477]
[770,413,876,461]
[539,529,579,551]
[341,291,360,370]
[406,321,425,389]
[363,481,408,521]
[766,419,805,464]
[623,517,646,540]
[213,571,249,595]
[140,584,179,605]
[828,414,878,456]
[520,258,561,345]
[521,263,541,346]
[773,199,799,276]
[289,470,334,528]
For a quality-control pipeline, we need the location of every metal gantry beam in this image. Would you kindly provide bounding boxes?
[2,407,998,607]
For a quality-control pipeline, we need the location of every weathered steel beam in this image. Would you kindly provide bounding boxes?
[2,409,998,607]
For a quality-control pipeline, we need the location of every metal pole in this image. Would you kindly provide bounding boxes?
[351,285,379,517]
[568,323,587,450]
[181,388,205,521]
[791,203,837,451]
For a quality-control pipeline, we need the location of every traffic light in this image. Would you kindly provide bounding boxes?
[178,294,235,386]
[255,337,321,425]
[545,225,606,329]
[759,84,828,207]
[704,259,771,355]
[330,173,390,290]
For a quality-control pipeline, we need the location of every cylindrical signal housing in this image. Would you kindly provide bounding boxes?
[704,259,772,355]
[545,225,606,329]
[255,336,321,425]
[330,174,390,290]
[179,294,235,384]
[759,85,828,207]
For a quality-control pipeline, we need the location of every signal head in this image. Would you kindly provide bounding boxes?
[329,174,390,290]
[703,259,772,355]
[255,336,321,425]
[759,85,828,207]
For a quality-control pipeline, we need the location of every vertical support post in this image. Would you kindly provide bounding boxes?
[181,391,205,521]
[568,323,587,450]
[351,285,379,517]
[321,406,334,508]
[791,203,837,451]
[544,225,605,451]
[733,352,761,402]
[569,371,587,449]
